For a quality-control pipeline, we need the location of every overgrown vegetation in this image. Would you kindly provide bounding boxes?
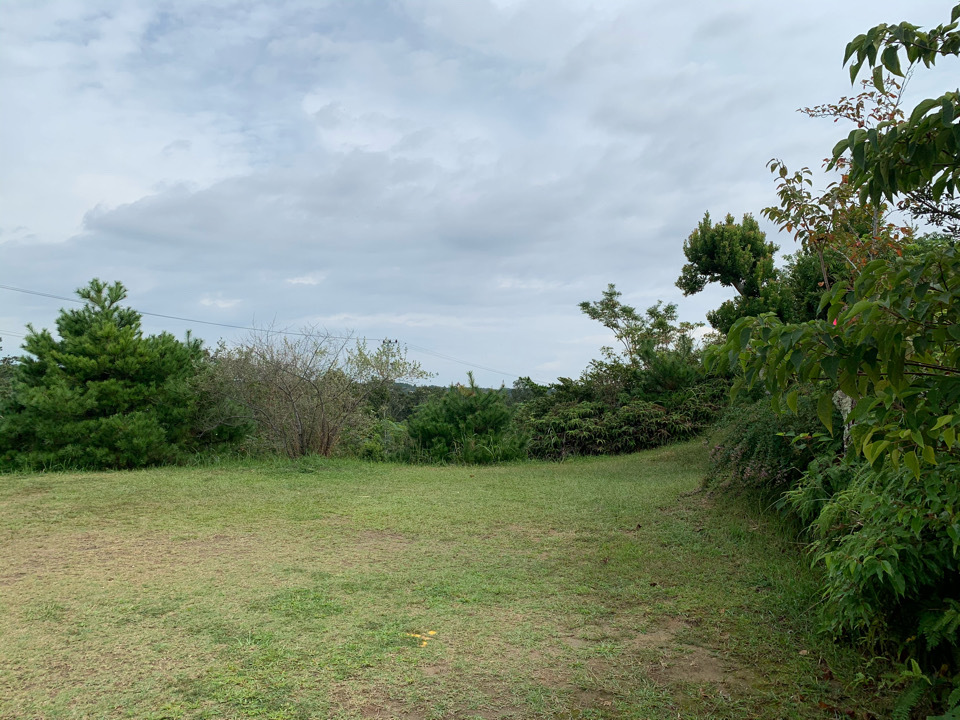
[405,372,527,464]
[701,5,960,714]
[513,285,728,460]
[0,279,717,470]
[707,386,842,493]
[207,329,430,459]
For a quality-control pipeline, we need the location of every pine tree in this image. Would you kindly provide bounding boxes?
[407,372,524,463]
[0,279,206,469]
[676,212,790,333]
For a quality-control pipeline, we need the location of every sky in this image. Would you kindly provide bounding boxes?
[1,0,955,386]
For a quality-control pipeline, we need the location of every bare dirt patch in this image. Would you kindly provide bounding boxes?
[628,616,690,651]
[628,616,758,695]
[330,683,427,720]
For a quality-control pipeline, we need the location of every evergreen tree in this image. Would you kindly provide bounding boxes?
[0,279,206,469]
[407,373,525,464]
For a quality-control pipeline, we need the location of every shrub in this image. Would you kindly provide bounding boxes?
[208,331,430,459]
[707,385,842,492]
[338,418,410,462]
[406,373,527,464]
[787,461,960,671]
[518,378,728,460]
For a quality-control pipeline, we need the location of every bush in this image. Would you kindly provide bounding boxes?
[707,385,842,492]
[338,418,410,462]
[207,331,429,459]
[787,461,960,673]
[406,373,527,464]
[518,378,728,460]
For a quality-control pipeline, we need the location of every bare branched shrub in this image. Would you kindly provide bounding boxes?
[209,327,430,458]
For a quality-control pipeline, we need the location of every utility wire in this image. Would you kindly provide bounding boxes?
[0,283,521,379]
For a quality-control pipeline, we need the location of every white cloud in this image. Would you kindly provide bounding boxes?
[496,276,572,292]
[199,295,242,310]
[285,273,326,285]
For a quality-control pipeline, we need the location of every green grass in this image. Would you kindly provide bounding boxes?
[0,442,892,719]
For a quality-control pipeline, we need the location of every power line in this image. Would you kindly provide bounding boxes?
[0,283,521,379]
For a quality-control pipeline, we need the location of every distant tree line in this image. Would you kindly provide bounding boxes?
[0,275,726,469]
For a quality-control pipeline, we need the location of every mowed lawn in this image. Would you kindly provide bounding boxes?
[1,443,887,719]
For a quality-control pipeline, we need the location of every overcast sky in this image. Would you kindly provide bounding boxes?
[1,0,955,385]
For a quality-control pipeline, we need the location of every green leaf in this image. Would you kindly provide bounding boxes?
[943,96,956,125]
[909,98,940,123]
[789,349,804,371]
[831,138,850,162]
[786,390,798,414]
[889,351,905,390]
[933,172,950,202]
[865,37,878,67]
[904,450,920,479]
[932,414,954,431]
[849,58,864,84]
[852,135,866,169]
[881,45,903,76]
[844,299,875,319]
[922,444,937,465]
[872,65,885,92]
[838,370,859,398]
[877,440,893,464]
[821,355,841,382]
[817,393,834,436]
[944,427,956,448]
[843,37,861,66]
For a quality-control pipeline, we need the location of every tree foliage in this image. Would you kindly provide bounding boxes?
[210,329,430,458]
[515,287,726,460]
[0,355,16,416]
[720,246,960,478]
[702,8,960,695]
[713,237,960,673]
[764,78,914,292]
[0,280,208,469]
[676,213,787,333]
[406,372,525,464]
[579,284,701,365]
[517,380,727,460]
[677,212,777,298]
[833,4,960,206]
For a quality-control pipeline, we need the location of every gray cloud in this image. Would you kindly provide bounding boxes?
[2,0,956,383]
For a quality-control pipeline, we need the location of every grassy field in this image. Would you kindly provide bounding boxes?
[0,442,890,719]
